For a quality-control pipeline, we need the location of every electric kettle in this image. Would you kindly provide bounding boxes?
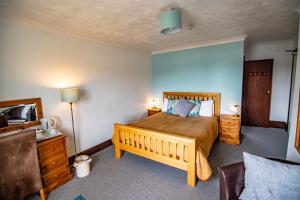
[40,117,59,136]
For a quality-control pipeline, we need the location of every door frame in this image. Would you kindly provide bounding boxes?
[241,59,273,127]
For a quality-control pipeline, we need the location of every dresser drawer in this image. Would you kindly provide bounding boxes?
[40,152,67,174]
[42,164,69,187]
[38,139,65,160]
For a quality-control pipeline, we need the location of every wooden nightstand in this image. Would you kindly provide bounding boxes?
[219,115,241,145]
[147,108,162,116]
[37,134,73,193]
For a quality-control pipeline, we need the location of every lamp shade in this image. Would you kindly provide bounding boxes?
[160,8,182,34]
[60,88,80,103]
[230,105,241,115]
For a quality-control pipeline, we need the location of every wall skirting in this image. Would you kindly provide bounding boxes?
[68,139,113,165]
[269,120,287,129]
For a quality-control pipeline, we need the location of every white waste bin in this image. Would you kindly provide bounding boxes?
[73,155,92,178]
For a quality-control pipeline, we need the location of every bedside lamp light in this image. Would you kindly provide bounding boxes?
[60,88,80,157]
[230,105,241,117]
[151,99,157,109]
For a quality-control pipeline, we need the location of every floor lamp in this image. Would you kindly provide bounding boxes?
[60,88,80,158]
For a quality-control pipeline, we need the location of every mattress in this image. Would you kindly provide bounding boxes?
[128,112,219,181]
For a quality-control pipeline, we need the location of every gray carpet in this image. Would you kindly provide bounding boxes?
[29,126,288,200]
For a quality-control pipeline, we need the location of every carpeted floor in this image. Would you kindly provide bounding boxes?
[28,126,288,200]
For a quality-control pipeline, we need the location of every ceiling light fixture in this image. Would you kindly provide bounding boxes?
[160,8,182,34]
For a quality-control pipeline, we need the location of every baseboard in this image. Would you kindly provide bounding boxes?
[269,121,287,129]
[68,139,112,165]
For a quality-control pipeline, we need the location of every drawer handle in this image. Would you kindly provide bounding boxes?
[50,147,55,151]
[52,161,57,165]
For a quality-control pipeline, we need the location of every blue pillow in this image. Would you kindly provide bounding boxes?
[173,99,195,117]
[166,99,178,115]
[240,152,300,200]
[188,100,201,117]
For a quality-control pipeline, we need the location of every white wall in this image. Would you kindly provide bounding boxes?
[287,17,300,163]
[245,39,294,122]
[0,22,152,156]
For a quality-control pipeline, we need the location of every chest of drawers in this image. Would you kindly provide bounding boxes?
[37,134,73,193]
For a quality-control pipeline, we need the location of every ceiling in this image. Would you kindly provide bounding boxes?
[0,0,298,51]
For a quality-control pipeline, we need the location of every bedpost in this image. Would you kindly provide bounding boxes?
[114,124,123,159]
[187,140,196,187]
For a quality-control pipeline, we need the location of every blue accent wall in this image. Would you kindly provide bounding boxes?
[152,41,244,114]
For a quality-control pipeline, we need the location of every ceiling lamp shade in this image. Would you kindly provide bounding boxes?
[160,8,182,34]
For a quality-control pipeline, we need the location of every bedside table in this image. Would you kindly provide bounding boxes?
[219,115,241,145]
[147,108,162,116]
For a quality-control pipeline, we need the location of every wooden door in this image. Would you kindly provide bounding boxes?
[242,59,273,127]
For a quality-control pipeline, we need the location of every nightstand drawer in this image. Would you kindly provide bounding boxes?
[38,139,65,160]
[40,152,67,174]
[220,119,240,127]
[219,135,240,145]
[221,126,240,135]
[42,164,69,187]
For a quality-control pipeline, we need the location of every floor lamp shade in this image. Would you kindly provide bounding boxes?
[60,88,80,103]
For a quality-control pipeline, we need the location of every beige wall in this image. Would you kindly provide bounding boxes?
[0,22,152,156]
[287,16,300,163]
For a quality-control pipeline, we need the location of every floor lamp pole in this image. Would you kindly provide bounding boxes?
[70,102,77,158]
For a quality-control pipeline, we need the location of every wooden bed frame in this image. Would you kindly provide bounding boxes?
[114,92,220,187]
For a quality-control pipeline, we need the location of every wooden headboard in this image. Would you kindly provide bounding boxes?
[163,92,220,116]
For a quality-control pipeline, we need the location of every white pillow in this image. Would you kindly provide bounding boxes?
[199,100,214,117]
[162,98,168,112]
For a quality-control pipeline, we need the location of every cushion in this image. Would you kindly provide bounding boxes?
[188,100,201,117]
[173,99,195,117]
[240,152,300,200]
[199,100,214,117]
[162,98,168,112]
[166,99,178,115]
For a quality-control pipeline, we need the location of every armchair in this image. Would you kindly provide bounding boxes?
[218,158,299,200]
[0,130,45,200]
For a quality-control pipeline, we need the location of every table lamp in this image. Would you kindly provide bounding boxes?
[60,88,80,157]
[151,99,157,109]
[230,105,241,117]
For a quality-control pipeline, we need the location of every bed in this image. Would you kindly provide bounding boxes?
[113,92,220,187]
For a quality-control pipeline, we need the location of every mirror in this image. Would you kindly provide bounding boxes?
[0,98,43,133]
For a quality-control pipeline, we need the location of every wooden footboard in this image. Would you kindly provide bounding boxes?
[114,123,197,187]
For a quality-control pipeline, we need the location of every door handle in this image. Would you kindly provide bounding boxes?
[266,90,271,94]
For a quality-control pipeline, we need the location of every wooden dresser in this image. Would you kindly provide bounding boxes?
[37,134,73,193]
[219,115,241,145]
